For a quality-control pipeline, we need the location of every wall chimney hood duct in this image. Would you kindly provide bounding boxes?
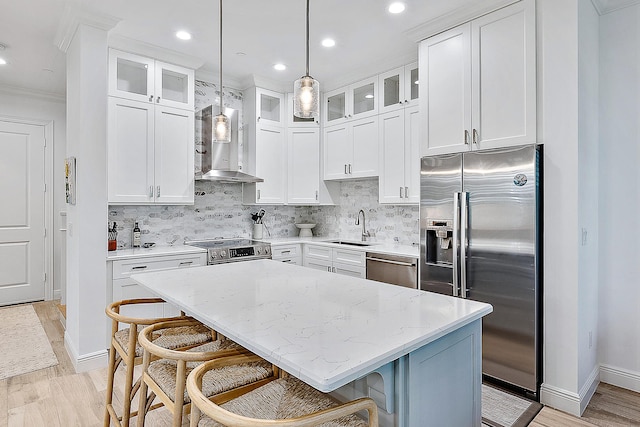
[197,105,263,183]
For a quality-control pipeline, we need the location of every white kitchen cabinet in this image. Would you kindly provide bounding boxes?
[243,87,287,205]
[288,127,339,205]
[419,0,536,156]
[107,97,194,204]
[108,49,194,110]
[271,243,302,265]
[378,62,419,113]
[323,76,378,128]
[108,252,207,327]
[303,244,366,278]
[323,116,378,180]
[379,106,420,204]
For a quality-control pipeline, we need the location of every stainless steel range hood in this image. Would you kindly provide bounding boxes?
[197,105,263,183]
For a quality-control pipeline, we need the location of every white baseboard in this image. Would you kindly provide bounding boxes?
[540,365,599,417]
[600,364,640,393]
[63,332,108,373]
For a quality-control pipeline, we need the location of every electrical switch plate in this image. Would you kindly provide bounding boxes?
[581,228,587,246]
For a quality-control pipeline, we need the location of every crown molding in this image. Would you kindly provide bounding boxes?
[239,74,290,93]
[590,0,640,14]
[195,68,244,93]
[0,84,66,103]
[55,6,120,53]
[404,0,518,42]
[108,35,205,70]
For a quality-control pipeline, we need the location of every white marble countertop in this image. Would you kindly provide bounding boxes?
[131,259,491,392]
[261,237,419,258]
[106,244,206,261]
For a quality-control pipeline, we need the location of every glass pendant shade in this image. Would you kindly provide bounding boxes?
[294,75,319,119]
[213,113,231,142]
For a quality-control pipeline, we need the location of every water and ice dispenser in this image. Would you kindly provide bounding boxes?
[424,219,454,265]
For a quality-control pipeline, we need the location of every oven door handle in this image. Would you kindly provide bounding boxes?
[366,257,416,267]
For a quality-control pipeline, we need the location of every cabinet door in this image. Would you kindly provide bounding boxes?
[332,248,365,267]
[323,124,350,180]
[256,88,284,127]
[324,87,348,127]
[112,278,165,322]
[420,23,472,156]
[154,106,195,204]
[107,97,154,204]
[108,49,155,103]
[288,128,320,204]
[255,124,286,204]
[404,63,420,108]
[471,0,536,150]
[350,76,378,120]
[379,110,406,204]
[404,106,421,203]
[304,244,332,261]
[286,93,319,127]
[303,258,333,272]
[379,67,404,113]
[155,61,194,110]
[350,116,378,178]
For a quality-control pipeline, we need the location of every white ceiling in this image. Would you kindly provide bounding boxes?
[1,0,636,98]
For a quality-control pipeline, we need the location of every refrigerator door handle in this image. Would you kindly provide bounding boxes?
[452,192,460,297]
[460,192,469,297]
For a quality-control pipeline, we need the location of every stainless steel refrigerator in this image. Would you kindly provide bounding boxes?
[419,145,541,398]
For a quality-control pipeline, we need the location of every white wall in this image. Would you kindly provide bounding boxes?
[577,0,600,411]
[0,90,66,300]
[598,3,640,393]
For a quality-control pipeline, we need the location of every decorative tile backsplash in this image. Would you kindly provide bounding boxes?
[108,179,419,248]
[108,79,419,248]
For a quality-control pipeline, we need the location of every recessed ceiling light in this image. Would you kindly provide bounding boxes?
[175,30,192,40]
[388,2,406,14]
[0,58,6,66]
[274,63,287,71]
[321,38,336,48]
[365,94,374,99]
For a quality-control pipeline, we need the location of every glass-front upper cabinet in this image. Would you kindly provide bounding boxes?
[255,88,284,127]
[108,49,194,110]
[378,62,419,113]
[323,76,378,127]
[286,93,319,127]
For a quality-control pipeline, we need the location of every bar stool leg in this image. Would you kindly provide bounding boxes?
[172,360,187,427]
[136,349,151,427]
[120,324,138,427]
[104,338,117,427]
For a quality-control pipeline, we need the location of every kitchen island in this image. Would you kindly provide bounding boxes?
[131,259,492,426]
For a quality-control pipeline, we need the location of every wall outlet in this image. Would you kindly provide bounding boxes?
[581,228,588,246]
[589,331,593,349]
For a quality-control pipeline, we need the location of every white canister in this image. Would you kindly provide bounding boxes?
[253,223,264,239]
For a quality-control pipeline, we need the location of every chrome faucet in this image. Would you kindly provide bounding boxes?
[355,209,370,241]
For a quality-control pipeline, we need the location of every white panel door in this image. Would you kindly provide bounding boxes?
[288,128,320,205]
[350,116,378,178]
[471,0,536,150]
[0,121,45,305]
[107,97,154,203]
[323,124,349,180]
[379,110,406,204]
[420,23,472,156]
[154,106,194,204]
[255,124,286,204]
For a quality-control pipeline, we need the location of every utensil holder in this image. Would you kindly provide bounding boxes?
[253,223,263,239]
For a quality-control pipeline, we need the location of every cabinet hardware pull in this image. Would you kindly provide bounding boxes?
[149,186,153,197]
[332,267,336,273]
[344,115,348,119]
[405,99,408,103]
[131,265,148,270]
[157,186,160,198]
[405,187,409,198]
[156,97,161,103]
[257,116,261,122]
[365,257,416,267]
[149,95,154,102]
[315,190,319,201]
[283,260,292,263]
[344,164,348,174]
[257,189,261,200]
[281,250,291,254]
[327,266,331,272]
[348,114,352,118]
[179,261,193,266]
[400,187,404,198]
[464,130,470,145]
[348,164,352,174]
[473,129,478,144]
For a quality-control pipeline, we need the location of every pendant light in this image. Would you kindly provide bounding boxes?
[293,0,319,119]
[214,0,231,142]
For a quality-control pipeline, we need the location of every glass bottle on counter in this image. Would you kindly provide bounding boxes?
[132,222,141,248]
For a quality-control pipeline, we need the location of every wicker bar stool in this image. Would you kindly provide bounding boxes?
[186,354,379,427]
[136,318,278,427]
[104,298,215,427]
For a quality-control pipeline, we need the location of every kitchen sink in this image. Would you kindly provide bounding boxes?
[327,240,374,247]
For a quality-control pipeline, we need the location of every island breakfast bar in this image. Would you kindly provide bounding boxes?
[131,259,492,426]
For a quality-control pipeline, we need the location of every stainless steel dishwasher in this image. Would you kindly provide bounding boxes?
[366,253,418,288]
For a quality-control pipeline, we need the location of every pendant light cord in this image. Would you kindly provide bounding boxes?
[305,0,310,77]
[219,0,224,116]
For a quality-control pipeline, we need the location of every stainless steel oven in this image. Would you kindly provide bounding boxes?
[185,239,271,264]
[366,253,418,289]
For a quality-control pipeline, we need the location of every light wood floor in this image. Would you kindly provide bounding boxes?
[1,301,639,427]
